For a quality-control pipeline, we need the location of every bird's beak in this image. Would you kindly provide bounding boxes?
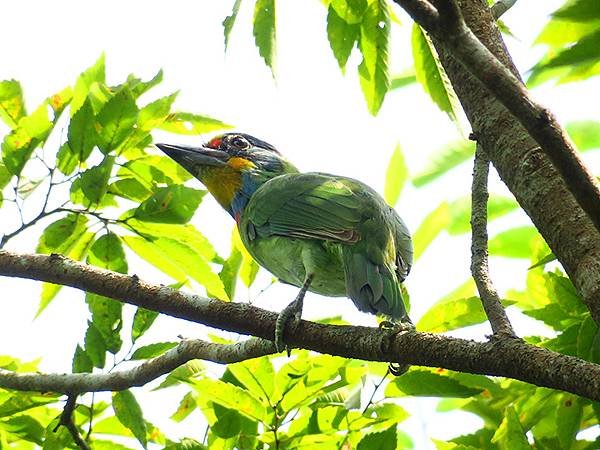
[155,143,229,167]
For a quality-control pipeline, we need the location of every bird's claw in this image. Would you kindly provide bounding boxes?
[275,297,304,356]
[379,319,415,377]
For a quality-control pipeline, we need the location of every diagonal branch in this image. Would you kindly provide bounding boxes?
[0,338,274,393]
[54,395,90,450]
[470,146,516,337]
[394,0,600,244]
[1,250,600,401]
[491,0,517,19]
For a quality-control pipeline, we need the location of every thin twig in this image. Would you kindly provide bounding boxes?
[470,146,516,337]
[54,395,90,450]
[491,0,517,19]
[362,371,388,414]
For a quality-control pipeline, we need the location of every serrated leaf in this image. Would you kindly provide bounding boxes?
[528,252,556,270]
[327,5,361,71]
[86,293,123,354]
[36,214,89,255]
[128,69,164,98]
[79,155,115,205]
[96,88,138,153]
[0,80,26,128]
[119,155,192,186]
[171,392,198,422]
[253,0,276,75]
[72,345,93,373]
[154,360,205,390]
[109,177,152,202]
[113,390,147,449]
[412,24,461,123]
[358,0,390,115]
[193,379,267,422]
[228,357,275,402]
[413,140,475,187]
[158,112,232,135]
[66,98,97,165]
[577,315,600,362]
[556,395,583,450]
[384,144,407,207]
[134,185,205,224]
[219,244,242,300]
[492,406,531,449]
[71,54,106,114]
[130,342,178,360]
[386,369,483,398]
[87,232,128,273]
[138,92,178,130]
[357,425,397,450]
[412,202,450,261]
[131,307,160,342]
[223,0,243,50]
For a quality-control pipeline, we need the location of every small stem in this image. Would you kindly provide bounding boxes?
[54,395,90,450]
[362,372,388,414]
[470,146,516,337]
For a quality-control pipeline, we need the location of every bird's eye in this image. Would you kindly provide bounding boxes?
[231,136,250,150]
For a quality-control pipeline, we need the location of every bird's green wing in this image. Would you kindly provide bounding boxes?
[245,172,364,243]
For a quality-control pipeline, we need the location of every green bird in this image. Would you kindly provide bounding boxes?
[156,133,413,355]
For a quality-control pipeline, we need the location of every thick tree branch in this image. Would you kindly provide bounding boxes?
[395,0,600,237]
[470,146,516,337]
[491,0,517,19]
[0,338,273,393]
[1,250,600,401]
[394,0,600,326]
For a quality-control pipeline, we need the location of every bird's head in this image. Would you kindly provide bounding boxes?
[156,133,298,219]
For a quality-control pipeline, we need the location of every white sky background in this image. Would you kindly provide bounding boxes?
[1,0,599,448]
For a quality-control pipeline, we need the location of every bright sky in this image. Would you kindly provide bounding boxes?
[1,0,599,448]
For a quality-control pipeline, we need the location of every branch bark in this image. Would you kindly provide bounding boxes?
[394,0,600,325]
[1,250,600,402]
[470,145,516,337]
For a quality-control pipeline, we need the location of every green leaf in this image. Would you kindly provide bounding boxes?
[384,144,407,207]
[358,0,390,115]
[84,321,107,368]
[233,227,259,288]
[193,378,267,422]
[138,92,178,130]
[37,214,89,255]
[327,4,361,71]
[113,390,147,449]
[556,395,583,450]
[577,315,600,362]
[0,80,26,128]
[87,232,128,273]
[158,112,232,135]
[418,296,486,333]
[109,177,152,202]
[134,185,205,224]
[223,0,243,50]
[128,69,164,98]
[531,28,600,76]
[528,252,556,270]
[72,345,93,373]
[566,120,600,151]
[0,161,11,189]
[488,226,539,258]
[86,293,123,354]
[412,140,475,187]
[492,406,531,449]
[96,88,138,153]
[154,360,205,390]
[163,438,206,450]
[0,415,45,445]
[412,202,450,261]
[227,357,275,402]
[119,155,192,186]
[390,72,417,90]
[412,24,461,123]
[386,369,483,398]
[171,391,198,422]
[357,425,397,450]
[253,0,276,75]
[545,271,586,315]
[122,235,228,299]
[79,155,115,205]
[553,0,600,22]
[219,244,242,300]
[447,195,519,235]
[130,342,178,360]
[131,307,160,342]
[71,54,106,114]
[66,98,97,170]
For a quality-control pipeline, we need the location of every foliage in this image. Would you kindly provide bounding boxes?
[1,0,600,449]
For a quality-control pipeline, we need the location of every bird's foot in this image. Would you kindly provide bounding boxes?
[275,296,304,356]
[379,319,415,377]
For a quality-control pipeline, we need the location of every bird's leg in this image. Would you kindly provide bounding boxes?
[379,316,415,376]
[275,273,314,355]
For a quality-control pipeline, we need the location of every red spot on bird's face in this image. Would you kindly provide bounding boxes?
[207,137,222,149]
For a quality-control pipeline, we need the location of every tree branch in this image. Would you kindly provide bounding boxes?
[470,146,516,337]
[1,250,600,401]
[491,0,517,19]
[394,0,600,238]
[0,338,274,393]
[54,395,90,450]
[393,0,600,326]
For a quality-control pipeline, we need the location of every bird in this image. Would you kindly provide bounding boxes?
[156,133,413,362]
